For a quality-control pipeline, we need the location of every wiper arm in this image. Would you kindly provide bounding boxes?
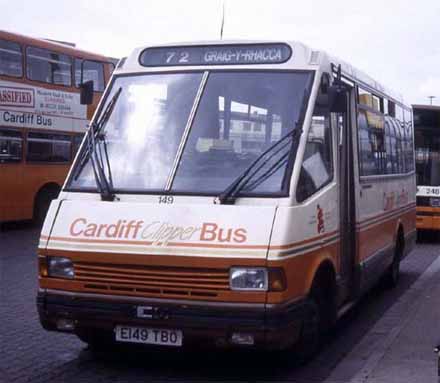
[74,87,122,179]
[216,127,302,205]
[86,123,106,197]
[73,87,122,201]
[242,151,290,192]
[90,123,115,201]
[97,132,114,187]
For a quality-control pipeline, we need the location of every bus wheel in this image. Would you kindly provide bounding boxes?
[292,298,320,364]
[383,232,404,288]
[33,185,60,225]
[293,269,336,363]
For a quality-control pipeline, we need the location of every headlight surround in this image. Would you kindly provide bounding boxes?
[229,267,268,291]
[47,257,74,279]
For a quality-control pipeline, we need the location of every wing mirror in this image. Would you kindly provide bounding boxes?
[328,84,348,113]
[328,81,348,113]
[80,80,94,105]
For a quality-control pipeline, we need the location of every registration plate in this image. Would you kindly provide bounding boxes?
[115,325,183,347]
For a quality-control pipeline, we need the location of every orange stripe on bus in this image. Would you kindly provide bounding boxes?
[268,230,339,250]
[46,235,268,250]
[356,203,416,226]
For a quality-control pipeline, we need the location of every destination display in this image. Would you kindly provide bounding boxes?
[140,43,292,67]
[417,186,440,197]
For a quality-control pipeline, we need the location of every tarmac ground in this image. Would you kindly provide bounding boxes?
[1,223,440,383]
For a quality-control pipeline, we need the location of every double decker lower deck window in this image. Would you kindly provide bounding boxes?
[0,129,23,163]
[26,132,71,163]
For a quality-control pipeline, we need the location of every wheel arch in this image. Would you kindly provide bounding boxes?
[305,255,338,298]
[33,182,61,221]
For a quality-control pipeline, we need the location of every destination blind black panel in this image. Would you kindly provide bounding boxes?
[139,43,292,67]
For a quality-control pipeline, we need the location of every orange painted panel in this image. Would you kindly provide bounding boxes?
[0,161,69,221]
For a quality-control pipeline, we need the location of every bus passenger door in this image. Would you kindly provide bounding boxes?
[335,86,358,303]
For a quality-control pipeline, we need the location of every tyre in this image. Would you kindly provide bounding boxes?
[383,234,403,289]
[294,274,336,364]
[291,298,321,364]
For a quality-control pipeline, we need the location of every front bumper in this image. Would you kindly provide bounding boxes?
[37,289,310,350]
[416,207,440,231]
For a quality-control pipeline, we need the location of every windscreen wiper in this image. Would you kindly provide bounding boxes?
[89,123,115,201]
[73,87,122,201]
[216,127,303,205]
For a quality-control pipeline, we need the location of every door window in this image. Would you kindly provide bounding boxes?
[297,111,333,202]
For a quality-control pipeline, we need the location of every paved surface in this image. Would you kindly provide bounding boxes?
[1,224,440,383]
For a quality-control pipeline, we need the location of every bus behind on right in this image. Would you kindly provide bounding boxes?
[413,105,440,233]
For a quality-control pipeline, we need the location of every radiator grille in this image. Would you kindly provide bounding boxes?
[74,262,230,299]
[417,196,430,207]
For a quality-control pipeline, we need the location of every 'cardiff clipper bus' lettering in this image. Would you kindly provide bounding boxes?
[69,218,248,245]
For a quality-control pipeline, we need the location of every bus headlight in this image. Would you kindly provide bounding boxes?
[47,257,74,279]
[230,268,268,291]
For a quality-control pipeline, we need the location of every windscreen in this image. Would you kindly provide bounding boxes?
[69,73,203,190]
[67,71,313,195]
[416,128,440,186]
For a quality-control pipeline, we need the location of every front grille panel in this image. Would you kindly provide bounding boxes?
[74,262,230,299]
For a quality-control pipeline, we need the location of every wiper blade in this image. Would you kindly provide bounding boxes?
[97,132,114,187]
[73,87,122,201]
[74,87,122,179]
[216,127,302,205]
[90,124,115,201]
[95,87,122,132]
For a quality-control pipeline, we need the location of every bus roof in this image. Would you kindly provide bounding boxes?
[0,29,117,63]
[118,39,406,107]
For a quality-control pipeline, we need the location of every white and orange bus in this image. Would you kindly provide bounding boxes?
[37,41,416,357]
[413,105,440,233]
[0,30,115,224]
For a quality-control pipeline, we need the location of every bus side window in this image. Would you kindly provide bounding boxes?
[26,132,71,163]
[358,108,387,176]
[26,46,72,86]
[0,38,23,77]
[0,129,23,163]
[404,108,414,172]
[75,59,105,92]
[297,113,333,203]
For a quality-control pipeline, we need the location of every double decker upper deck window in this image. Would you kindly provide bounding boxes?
[0,39,23,77]
[74,59,105,91]
[26,46,72,86]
